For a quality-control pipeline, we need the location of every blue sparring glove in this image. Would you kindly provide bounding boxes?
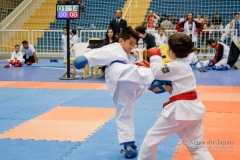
[148,80,172,94]
[215,65,230,71]
[74,55,88,69]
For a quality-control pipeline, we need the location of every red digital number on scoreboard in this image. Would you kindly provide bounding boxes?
[68,11,79,18]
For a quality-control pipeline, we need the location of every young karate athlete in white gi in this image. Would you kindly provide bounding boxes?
[5,44,24,67]
[74,26,172,158]
[187,47,206,72]
[138,33,214,160]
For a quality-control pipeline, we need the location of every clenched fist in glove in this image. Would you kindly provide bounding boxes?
[149,80,172,94]
[74,55,88,69]
[138,60,150,68]
[147,47,162,58]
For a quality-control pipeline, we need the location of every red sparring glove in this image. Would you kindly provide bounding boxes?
[14,60,22,67]
[138,60,150,68]
[147,47,162,58]
[14,60,20,64]
[9,60,14,65]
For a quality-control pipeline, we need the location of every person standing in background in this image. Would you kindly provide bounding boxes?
[62,27,72,64]
[145,10,158,30]
[176,12,203,47]
[70,28,80,58]
[109,9,127,38]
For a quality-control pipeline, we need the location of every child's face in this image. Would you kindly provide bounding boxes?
[63,29,67,35]
[194,50,198,55]
[158,29,164,35]
[119,37,137,54]
[234,14,239,20]
[138,33,144,38]
[15,46,20,53]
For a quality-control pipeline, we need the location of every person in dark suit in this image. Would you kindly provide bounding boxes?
[109,9,127,37]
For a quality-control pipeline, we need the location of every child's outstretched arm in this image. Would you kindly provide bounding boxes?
[74,55,88,69]
[147,47,173,93]
[74,43,128,69]
[138,60,172,94]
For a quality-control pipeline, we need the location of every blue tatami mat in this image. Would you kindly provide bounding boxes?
[0,119,26,134]
[0,59,66,68]
[0,139,80,160]
[0,88,97,119]
[193,61,240,86]
[62,90,115,107]
[0,88,42,104]
[0,57,239,160]
[0,59,106,83]
[62,109,179,160]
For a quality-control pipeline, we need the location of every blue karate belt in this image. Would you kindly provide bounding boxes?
[108,60,127,67]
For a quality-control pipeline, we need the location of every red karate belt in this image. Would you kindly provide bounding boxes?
[163,91,197,108]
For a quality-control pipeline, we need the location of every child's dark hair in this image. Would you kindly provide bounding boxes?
[234,12,239,16]
[206,39,215,45]
[135,25,146,34]
[168,33,193,58]
[15,44,20,48]
[72,29,77,35]
[119,26,139,42]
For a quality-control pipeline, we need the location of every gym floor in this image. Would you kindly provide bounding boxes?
[0,59,239,160]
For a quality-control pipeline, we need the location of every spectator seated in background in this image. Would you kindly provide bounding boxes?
[101,28,118,75]
[195,13,203,23]
[103,28,118,45]
[229,12,240,42]
[211,12,222,29]
[4,44,24,68]
[153,27,168,47]
[160,17,173,30]
[171,14,179,29]
[20,40,38,65]
[220,21,234,43]
[135,25,156,61]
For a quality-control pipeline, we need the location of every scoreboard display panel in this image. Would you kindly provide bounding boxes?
[56,4,79,19]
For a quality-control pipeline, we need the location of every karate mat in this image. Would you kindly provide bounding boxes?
[0,60,239,160]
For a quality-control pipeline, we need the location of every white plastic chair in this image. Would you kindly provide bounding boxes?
[69,43,89,79]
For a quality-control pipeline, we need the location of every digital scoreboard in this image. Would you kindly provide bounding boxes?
[56,4,79,19]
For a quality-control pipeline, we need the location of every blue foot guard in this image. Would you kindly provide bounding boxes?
[120,142,138,158]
